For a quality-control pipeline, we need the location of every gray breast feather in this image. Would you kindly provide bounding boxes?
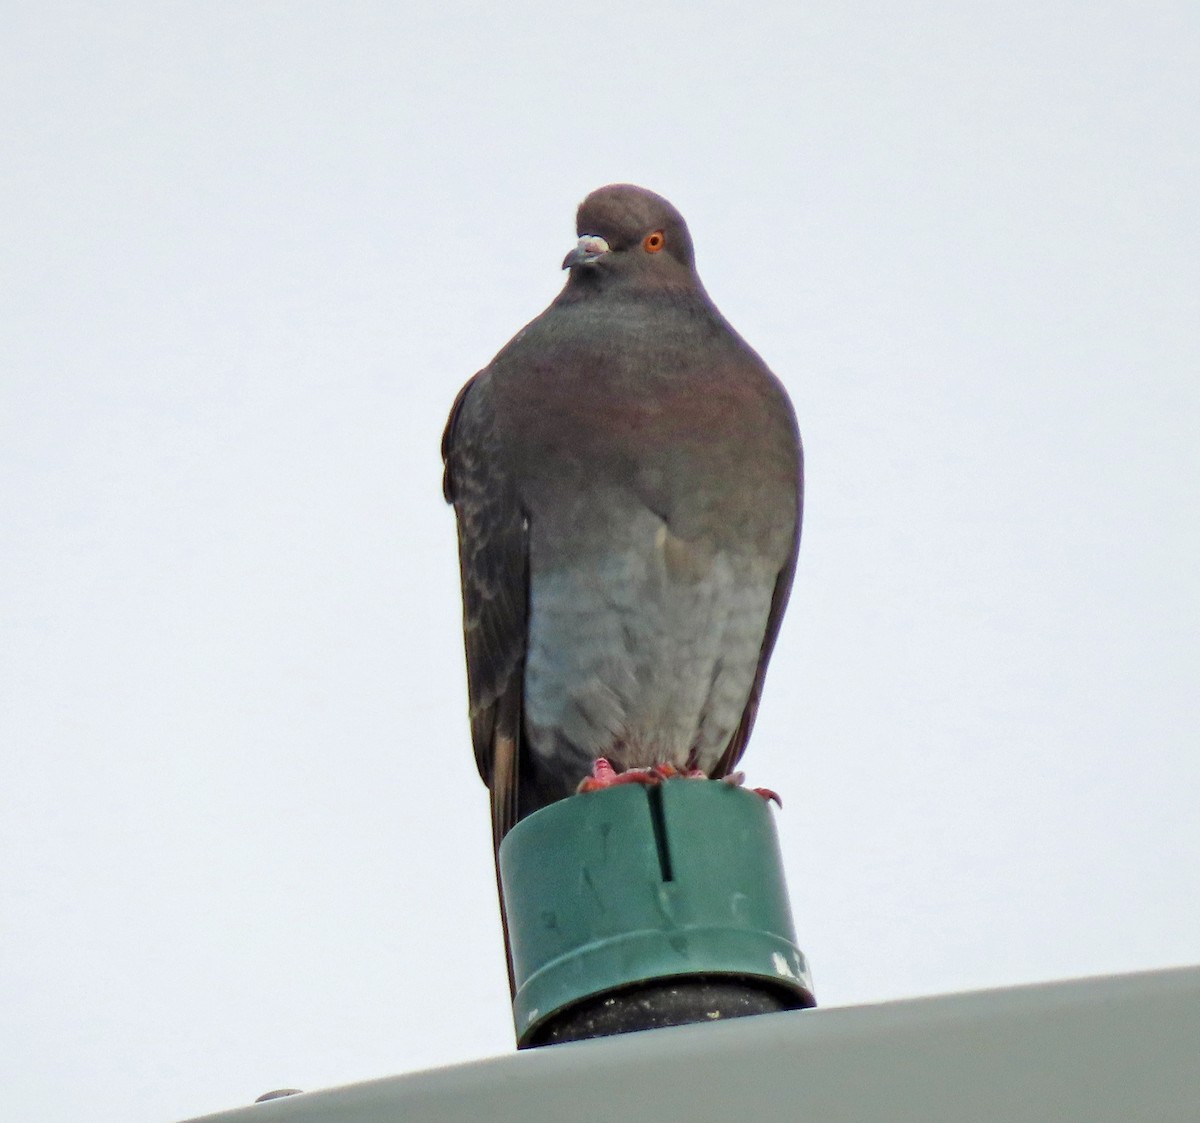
[522,508,776,776]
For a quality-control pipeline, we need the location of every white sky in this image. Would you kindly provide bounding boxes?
[3,4,1198,1120]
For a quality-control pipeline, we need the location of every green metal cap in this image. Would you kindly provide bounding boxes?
[499,779,814,1044]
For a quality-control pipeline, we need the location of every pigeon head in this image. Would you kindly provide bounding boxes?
[562,184,697,284]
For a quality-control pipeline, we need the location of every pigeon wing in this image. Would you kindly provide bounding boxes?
[442,371,528,850]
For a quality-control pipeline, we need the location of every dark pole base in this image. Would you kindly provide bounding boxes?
[523,975,815,1048]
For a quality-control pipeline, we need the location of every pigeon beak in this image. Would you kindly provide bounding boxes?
[562,235,611,270]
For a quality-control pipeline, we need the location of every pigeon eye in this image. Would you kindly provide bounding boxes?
[643,230,666,253]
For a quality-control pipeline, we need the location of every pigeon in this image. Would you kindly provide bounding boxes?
[442,183,802,859]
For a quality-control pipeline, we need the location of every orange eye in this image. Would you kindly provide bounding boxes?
[643,230,666,253]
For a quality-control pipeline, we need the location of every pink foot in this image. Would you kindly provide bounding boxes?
[649,762,707,780]
[721,771,783,808]
[577,758,708,793]
[577,758,662,793]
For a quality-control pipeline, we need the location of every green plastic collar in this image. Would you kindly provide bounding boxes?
[499,779,814,1043]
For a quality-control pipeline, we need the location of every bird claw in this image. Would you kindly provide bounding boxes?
[577,759,774,802]
[650,762,707,780]
[577,758,707,793]
[721,771,783,808]
[577,759,660,792]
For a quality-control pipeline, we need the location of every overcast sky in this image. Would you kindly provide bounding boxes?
[3,4,1198,1121]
